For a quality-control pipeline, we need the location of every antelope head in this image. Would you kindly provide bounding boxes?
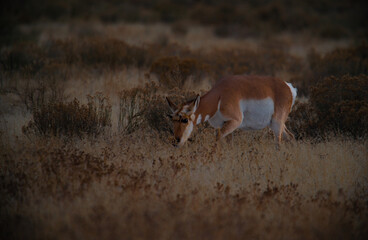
[166,95,200,147]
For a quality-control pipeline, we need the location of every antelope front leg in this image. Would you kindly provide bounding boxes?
[283,125,295,141]
[216,119,241,141]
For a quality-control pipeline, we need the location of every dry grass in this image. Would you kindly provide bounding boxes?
[22,93,111,138]
[1,131,367,240]
[1,20,368,240]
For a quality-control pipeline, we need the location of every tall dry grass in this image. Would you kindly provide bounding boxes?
[1,21,368,240]
[1,131,367,239]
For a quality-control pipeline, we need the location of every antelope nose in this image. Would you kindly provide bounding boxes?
[176,137,180,143]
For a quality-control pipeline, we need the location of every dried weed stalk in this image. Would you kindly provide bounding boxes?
[118,82,158,134]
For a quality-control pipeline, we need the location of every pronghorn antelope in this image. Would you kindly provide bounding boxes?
[166,75,297,147]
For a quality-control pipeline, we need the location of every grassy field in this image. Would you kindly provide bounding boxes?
[1,2,368,239]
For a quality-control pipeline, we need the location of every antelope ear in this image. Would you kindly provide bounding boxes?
[189,95,200,114]
[166,97,177,113]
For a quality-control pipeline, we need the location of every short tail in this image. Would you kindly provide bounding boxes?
[217,96,221,110]
[285,82,297,107]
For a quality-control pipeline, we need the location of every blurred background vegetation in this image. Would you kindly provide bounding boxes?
[1,0,368,139]
[1,0,368,46]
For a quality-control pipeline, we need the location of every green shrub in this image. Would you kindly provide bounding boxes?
[23,94,111,138]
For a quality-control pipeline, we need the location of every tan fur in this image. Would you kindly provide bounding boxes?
[168,75,295,146]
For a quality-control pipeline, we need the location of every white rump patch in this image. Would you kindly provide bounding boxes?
[285,82,297,107]
[239,98,274,130]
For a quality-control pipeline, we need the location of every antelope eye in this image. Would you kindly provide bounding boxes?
[181,118,188,123]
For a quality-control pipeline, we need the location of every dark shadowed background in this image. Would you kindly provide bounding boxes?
[1,1,368,239]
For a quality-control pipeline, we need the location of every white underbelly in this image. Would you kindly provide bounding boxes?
[208,110,228,128]
[239,98,274,130]
[207,98,274,130]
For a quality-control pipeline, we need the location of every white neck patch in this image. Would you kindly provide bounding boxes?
[196,114,202,125]
[190,114,195,121]
[179,121,194,146]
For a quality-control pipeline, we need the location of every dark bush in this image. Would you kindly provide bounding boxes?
[288,74,368,139]
[309,44,368,79]
[317,25,349,39]
[1,38,301,82]
[3,0,367,38]
[145,97,173,141]
[23,94,111,138]
[293,43,368,97]
[0,43,44,74]
[171,21,188,36]
[0,39,152,74]
[213,24,255,39]
[203,41,301,77]
[310,74,368,138]
[78,38,149,68]
[43,39,80,65]
[19,79,65,112]
[41,38,152,68]
[36,62,70,82]
[287,101,319,140]
[204,49,251,76]
[150,56,209,89]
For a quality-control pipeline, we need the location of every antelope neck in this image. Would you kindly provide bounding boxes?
[193,107,213,126]
[192,94,221,125]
